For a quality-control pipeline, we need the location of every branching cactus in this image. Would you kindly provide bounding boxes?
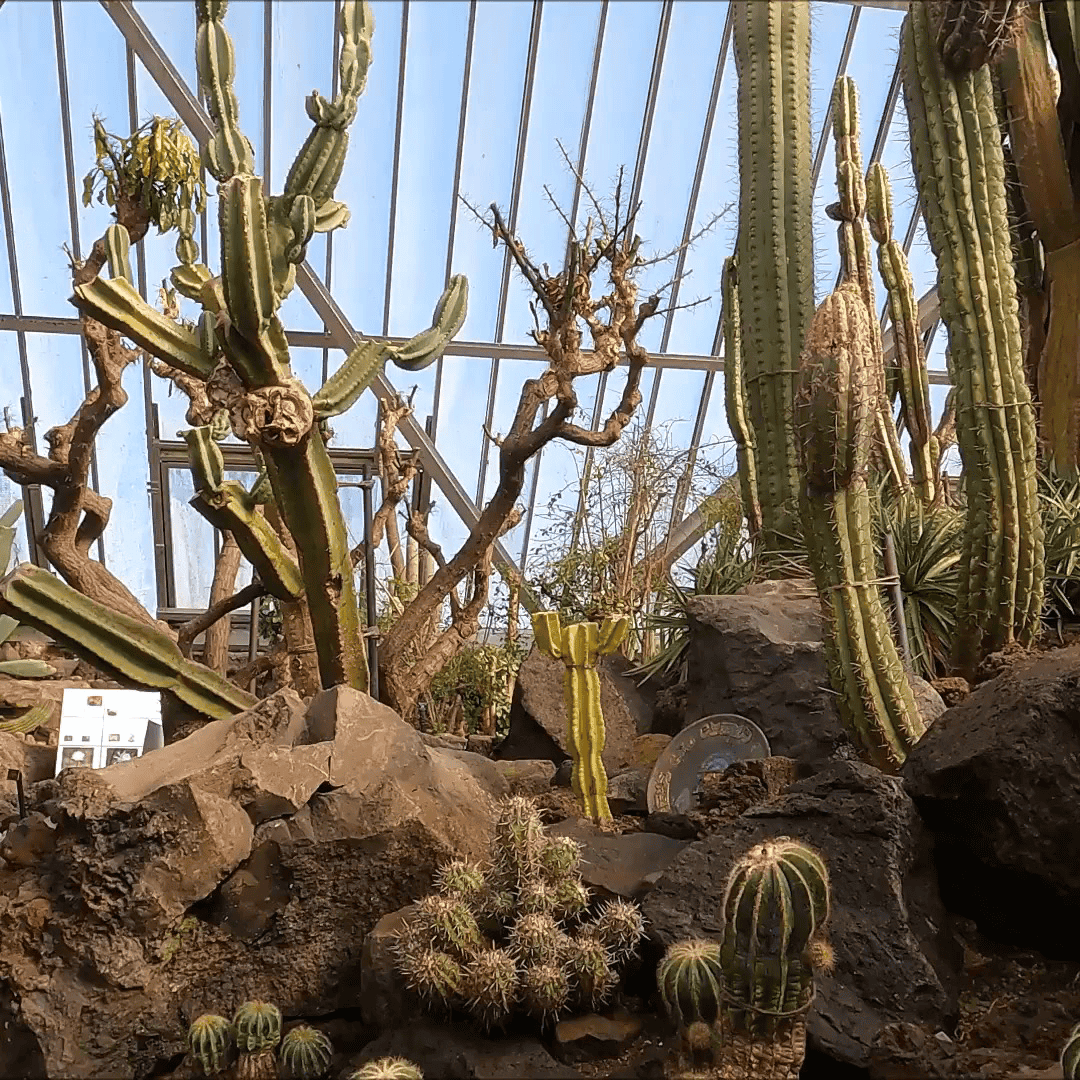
[902,1,1044,676]
[716,838,834,1080]
[531,611,630,823]
[731,0,815,552]
[1062,1022,1080,1080]
[69,0,469,693]
[393,795,644,1031]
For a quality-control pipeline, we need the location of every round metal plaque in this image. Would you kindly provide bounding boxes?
[647,714,772,814]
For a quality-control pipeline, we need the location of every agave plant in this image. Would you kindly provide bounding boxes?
[1038,471,1080,621]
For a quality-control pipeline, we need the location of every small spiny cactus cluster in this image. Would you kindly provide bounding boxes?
[657,837,833,1080]
[187,1002,332,1079]
[393,795,645,1029]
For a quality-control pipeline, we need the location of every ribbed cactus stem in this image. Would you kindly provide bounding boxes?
[716,838,831,1080]
[865,162,937,506]
[902,1,1044,675]
[722,257,762,539]
[1062,1022,1080,1080]
[532,612,630,823]
[796,285,926,772]
[733,0,815,552]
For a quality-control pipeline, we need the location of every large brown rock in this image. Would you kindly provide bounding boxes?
[642,759,962,1070]
[902,645,1080,959]
[495,645,651,771]
[0,687,506,1079]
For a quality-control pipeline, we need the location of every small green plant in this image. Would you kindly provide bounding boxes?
[1062,1022,1080,1080]
[393,795,644,1029]
[279,1025,333,1080]
[427,640,525,736]
[187,1014,233,1077]
[349,1059,423,1080]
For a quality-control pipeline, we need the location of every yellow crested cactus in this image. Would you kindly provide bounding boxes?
[531,612,630,823]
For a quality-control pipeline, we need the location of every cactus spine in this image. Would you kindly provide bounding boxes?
[732,0,815,551]
[70,0,470,693]
[902,1,1044,676]
[531,612,630,823]
[716,838,832,1080]
[721,257,762,539]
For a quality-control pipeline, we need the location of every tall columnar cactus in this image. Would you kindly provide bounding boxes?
[795,283,926,772]
[716,838,833,1080]
[902,2,1044,676]
[69,0,469,693]
[865,162,940,506]
[732,0,815,552]
[531,612,630,823]
[721,257,761,539]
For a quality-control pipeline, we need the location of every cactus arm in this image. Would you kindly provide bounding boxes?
[182,426,304,602]
[0,499,23,574]
[104,224,133,283]
[722,256,763,538]
[70,276,214,379]
[532,611,564,660]
[0,659,57,678]
[903,3,1043,672]
[733,0,815,550]
[195,0,256,181]
[311,276,469,419]
[0,563,254,719]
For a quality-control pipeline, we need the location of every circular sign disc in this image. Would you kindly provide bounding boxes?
[647,713,772,814]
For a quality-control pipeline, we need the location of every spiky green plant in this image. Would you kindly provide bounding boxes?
[593,899,646,963]
[233,1000,281,1052]
[461,946,520,1029]
[187,1014,234,1077]
[658,939,724,1033]
[349,1060,423,1080]
[1062,1022,1080,1080]
[716,838,832,1080]
[731,0,815,552]
[278,1025,333,1080]
[69,0,469,693]
[902,0,1044,677]
[531,611,630,823]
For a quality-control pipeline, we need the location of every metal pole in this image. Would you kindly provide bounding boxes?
[882,531,911,670]
[360,471,379,700]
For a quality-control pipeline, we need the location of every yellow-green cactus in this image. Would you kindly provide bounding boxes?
[531,612,630,823]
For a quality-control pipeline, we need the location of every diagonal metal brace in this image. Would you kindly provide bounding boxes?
[98,0,523,579]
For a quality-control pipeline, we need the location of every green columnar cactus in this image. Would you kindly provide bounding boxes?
[187,1014,234,1077]
[716,838,832,1080]
[70,0,469,693]
[0,562,253,720]
[278,1025,333,1080]
[531,612,629,823]
[902,2,1044,675]
[828,77,910,495]
[721,257,761,539]
[795,283,926,772]
[350,1061,423,1080]
[933,0,1026,73]
[1062,1022,1080,1080]
[732,0,815,552]
[865,162,939,506]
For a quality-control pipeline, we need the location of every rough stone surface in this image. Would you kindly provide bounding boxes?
[0,687,506,1079]
[909,674,947,728]
[902,645,1080,958]
[606,767,650,815]
[491,757,557,797]
[683,580,848,765]
[495,645,652,770]
[0,730,55,786]
[642,760,962,1070]
[355,1018,582,1079]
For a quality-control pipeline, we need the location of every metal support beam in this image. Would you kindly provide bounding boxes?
[99,0,525,579]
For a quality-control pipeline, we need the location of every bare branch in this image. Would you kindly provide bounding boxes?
[178,580,266,657]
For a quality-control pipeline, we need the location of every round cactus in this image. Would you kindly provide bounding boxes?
[1062,1022,1080,1080]
[435,858,487,904]
[278,1025,333,1080]
[538,835,582,881]
[462,946,520,1029]
[521,961,571,1020]
[349,1059,424,1080]
[551,878,591,921]
[565,933,616,1009]
[233,1001,282,1053]
[657,938,724,1030]
[508,913,568,966]
[476,884,516,926]
[412,894,485,958]
[187,1013,233,1076]
[517,879,559,917]
[397,945,466,1005]
[593,900,646,962]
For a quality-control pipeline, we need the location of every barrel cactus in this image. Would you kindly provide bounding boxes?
[187,1013,234,1077]
[1063,1022,1080,1080]
[349,1059,423,1080]
[658,938,725,1076]
[232,1000,282,1080]
[279,1025,333,1080]
[716,838,832,1079]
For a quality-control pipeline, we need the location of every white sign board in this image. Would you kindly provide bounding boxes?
[56,689,164,777]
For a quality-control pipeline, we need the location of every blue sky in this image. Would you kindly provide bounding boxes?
[0,0,949,619]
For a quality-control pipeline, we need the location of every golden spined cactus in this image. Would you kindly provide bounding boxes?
[531,612,630,824]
